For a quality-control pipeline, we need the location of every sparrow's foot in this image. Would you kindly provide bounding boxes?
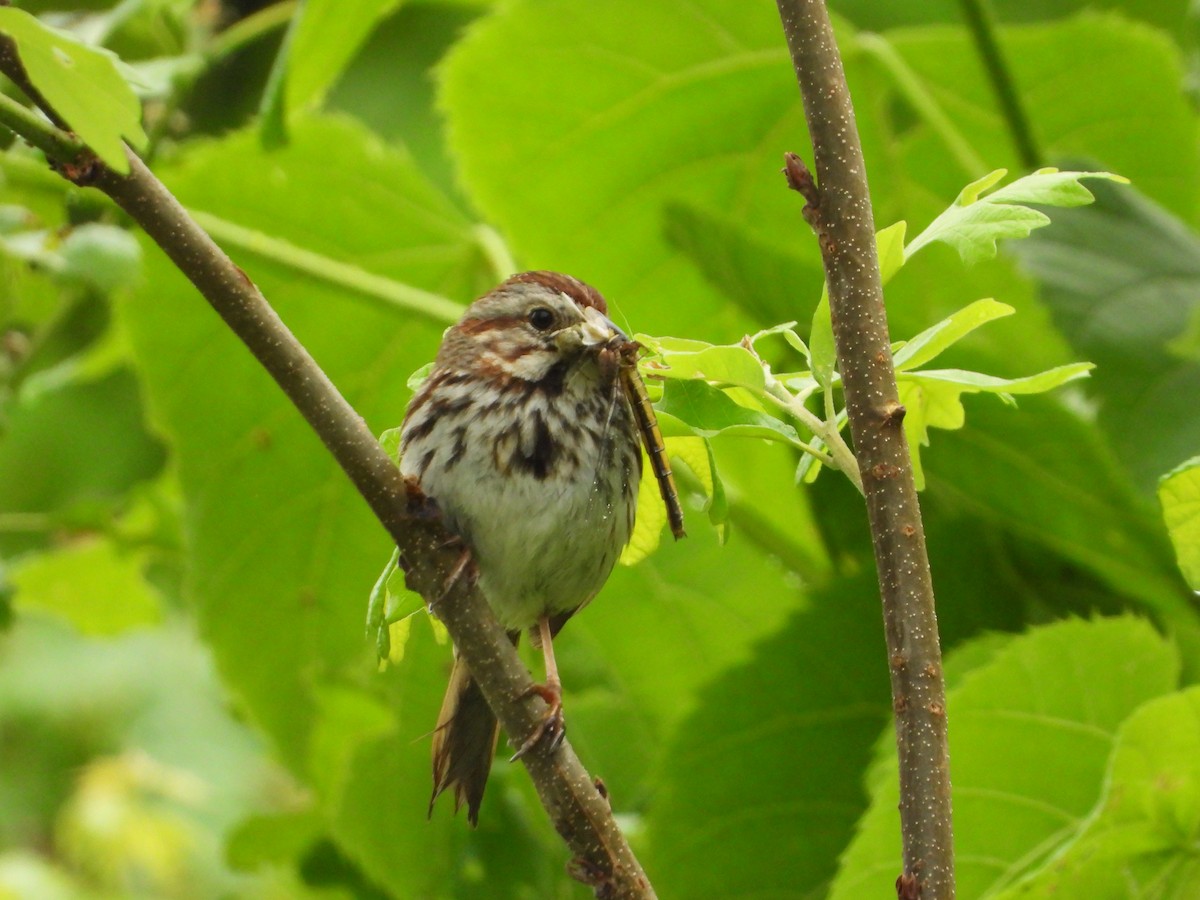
[510,680,565,760]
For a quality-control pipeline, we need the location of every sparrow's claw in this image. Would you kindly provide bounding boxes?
[510,681,565,761]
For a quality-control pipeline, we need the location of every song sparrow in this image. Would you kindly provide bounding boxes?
[400,271,682,824]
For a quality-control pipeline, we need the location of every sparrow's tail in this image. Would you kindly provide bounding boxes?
[429,637,515,825]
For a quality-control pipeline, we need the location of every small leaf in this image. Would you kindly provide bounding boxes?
[378,426,404,461]
[897,363,1093,487]
[671,435,728,542]
[365,548,398,645]
[0,8,147,172]
[621,445,668,565]
[782,329,810,363]
[906,168,1128,265]
[648,342,765,392]
[405,361,434,392]
[892,299,1015,371]
[1159,456,1200,590]
[876,220,908,285]
[809,291,835,391]
[904,363,1094,394]
[655,380,802,446]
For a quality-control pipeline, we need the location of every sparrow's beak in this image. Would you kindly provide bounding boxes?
[577,305,628,347]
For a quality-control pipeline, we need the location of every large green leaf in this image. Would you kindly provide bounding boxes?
[642,502,1135,898]
[644,573,891,899]
[925,398,1200,668]
[1013,180,1200,494]
[831,0,1186,32]
[887,16,1199,223]
[0,7,146,172]
[829,616,1180,899]
[998,685,1200,898]
[1159,457,1200,591]
[439,0,811,336]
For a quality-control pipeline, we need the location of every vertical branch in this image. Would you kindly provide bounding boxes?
[774,2,955,898]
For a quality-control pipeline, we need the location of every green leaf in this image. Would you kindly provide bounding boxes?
[655,380,801,446]
[675,435,728,538]
[0,369,166,559]
[902,363,1093,394]
[876,220,908,285]
[998,686,1200,898]
[905,168,1127,265]
[892,298,1015,371]
[663,201,825,326]
[809,290,836,391]
[438,0,809,336]
[829,617,1180,899]
[0,7,147,172]
[1159,457,1200,591]
[620,445,670,566]
[643,340,766,392]
[898,362,1092,487]
[11,538,161,635]
[226,810,324,872]
[285,0,403,116]
[645,571,893,898]
[834,0,1185,33]
[365,547,398,658]
[887,17,1197,222]
[1013,180,1200,494]
[261,0,403,142]
[925,398,1200,675]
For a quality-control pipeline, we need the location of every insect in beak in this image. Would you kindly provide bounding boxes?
[573,307,685,541]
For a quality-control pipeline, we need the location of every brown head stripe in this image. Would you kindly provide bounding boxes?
[502,271,608,315]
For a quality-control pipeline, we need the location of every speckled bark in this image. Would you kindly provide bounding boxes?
[775,2,955,897]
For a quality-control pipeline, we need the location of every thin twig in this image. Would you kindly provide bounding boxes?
[0,35,655,900]
[957,0,1041,169]
[775,3,955,898]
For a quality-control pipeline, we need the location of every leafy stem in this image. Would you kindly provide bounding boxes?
[762,374,862,491]
[188,210,464,323]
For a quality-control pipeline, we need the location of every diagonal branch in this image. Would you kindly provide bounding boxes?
[774,2,955,898]
[0,37,654,900]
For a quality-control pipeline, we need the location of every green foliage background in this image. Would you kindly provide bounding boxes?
[2,0,1200,897]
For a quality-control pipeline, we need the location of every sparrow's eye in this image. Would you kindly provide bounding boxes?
[528,307,555,331]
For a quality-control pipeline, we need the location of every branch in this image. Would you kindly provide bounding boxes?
[0,38,654,900]
[957,0,1040,170]
[774,3,955,898]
